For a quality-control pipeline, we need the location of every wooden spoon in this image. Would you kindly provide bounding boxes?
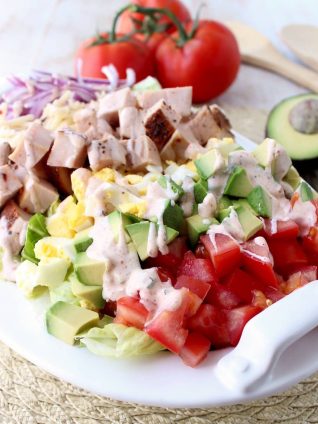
[225,21,318,93]
[281,24,318,73]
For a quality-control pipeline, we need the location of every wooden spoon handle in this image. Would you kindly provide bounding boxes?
[244,48,318,93]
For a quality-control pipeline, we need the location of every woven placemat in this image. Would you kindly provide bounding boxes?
[1,107,318,424]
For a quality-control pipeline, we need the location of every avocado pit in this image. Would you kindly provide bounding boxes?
[289,99,318,135]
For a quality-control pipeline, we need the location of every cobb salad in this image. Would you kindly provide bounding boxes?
[0,71,317,367]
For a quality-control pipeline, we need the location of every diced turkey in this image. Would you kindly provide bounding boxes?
[74,107,114,142]
[160,123,200,161]
[0,200,30,255]
[0,143,11,165]
[125,135,161,171]
[143,99,181,150]
[9,122,53,169]
[18,175,59,214]
[47,167,73,195]
[97,87,137,126]
[88,135,126,172]
[47,129,87,168]
[0,165,23,208]
[119,107,145,139]
[137,87,192,117]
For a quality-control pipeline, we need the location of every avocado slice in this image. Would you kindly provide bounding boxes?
[266,93,318,160]
[194,149,225,179]
[236,205,263,240]
[283,166,301,191]
[194,179,208,203]
[70,274,105,310]
[223,167,253,198]
[252,138,291,180]
[74,253,106,286]
[73,228,93,253]
[186,215,217,245]
[46,301,99,345]
[218,206,233,222]
[126,221,178,261]
[107,210,134,241]
[299,181,315,201]
[232,199,257,216]
[158,175,184,198]
[247,186,272,218]
[36,258,69,289]
[162,201,184,232]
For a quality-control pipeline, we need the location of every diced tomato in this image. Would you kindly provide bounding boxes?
[281,265,317,294]
[114,297,149,330]
[187,304,230,348]
[205,284,241,309]
[262,286,285,303]
[145,288,191,353]
[101,300,117,317]
[225,305,262,346]
[223,268,259,304]
[175,275,211,300]
[144,237,188,275]
[177,251,218,284]
[157,267,176,284]
[311,199,318,221]
[263,219,299,240]
[194,243,210,259]
[179,332,211,367]
[302,227,318,265]
[241,238,278,288]
[200,234,241,277]
[268,238,309,277]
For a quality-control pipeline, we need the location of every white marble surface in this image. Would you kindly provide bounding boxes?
[0,0,317,111]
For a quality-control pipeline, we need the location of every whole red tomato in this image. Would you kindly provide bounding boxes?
[117,0,191,34]
[75,34,155,81]
[156,21,240,102]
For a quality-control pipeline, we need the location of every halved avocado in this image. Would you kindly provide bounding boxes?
[266,93,318,161]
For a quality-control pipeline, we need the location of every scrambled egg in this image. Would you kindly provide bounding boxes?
[93,168,116,183]
[118,201,147,218]
[34,237,76,263]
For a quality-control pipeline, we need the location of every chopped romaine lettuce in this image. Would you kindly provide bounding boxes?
[49,281,79,305]
[81,323,165,358]
[21,214,49,264]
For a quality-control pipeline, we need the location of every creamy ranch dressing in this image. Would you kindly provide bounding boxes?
[198,192,217,218]
[207,173,228,199]
[87,216,181,315]
[180,176,195,217]
[228,151,284,197]
[208,208,244,248]
[0,217,19,281]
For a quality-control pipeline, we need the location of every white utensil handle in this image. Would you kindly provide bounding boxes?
[216,281,318,392]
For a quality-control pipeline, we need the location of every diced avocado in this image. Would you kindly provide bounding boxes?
[126,221,178,261]
[194,149,225,179]
[124,213,142,223]
[37,258,69,289]
[192,203,199,215]
[163,201,184,232]
[133,76,162,92]
[107,210,134,241]
[252,138,274,168]
[73,228,93,253]
[49,281,80,305]
[299,181,315,201]
[223,167,253,198]
[218,206,233,222]
[186,215,217,245]
[283,166,301,190]
[236,206,263,240]
[46,301,99,345]
[194,179,208,203]
[218,196,232,210]
[232,199,257,216]
[74,253,106,286]
[247,186,272,218]
[266,93,318,161]
[70,274,105,310]
[158,175,184,198]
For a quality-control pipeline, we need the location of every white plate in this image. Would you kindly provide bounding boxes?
[0,281,318,408]
[0,132,317,407]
